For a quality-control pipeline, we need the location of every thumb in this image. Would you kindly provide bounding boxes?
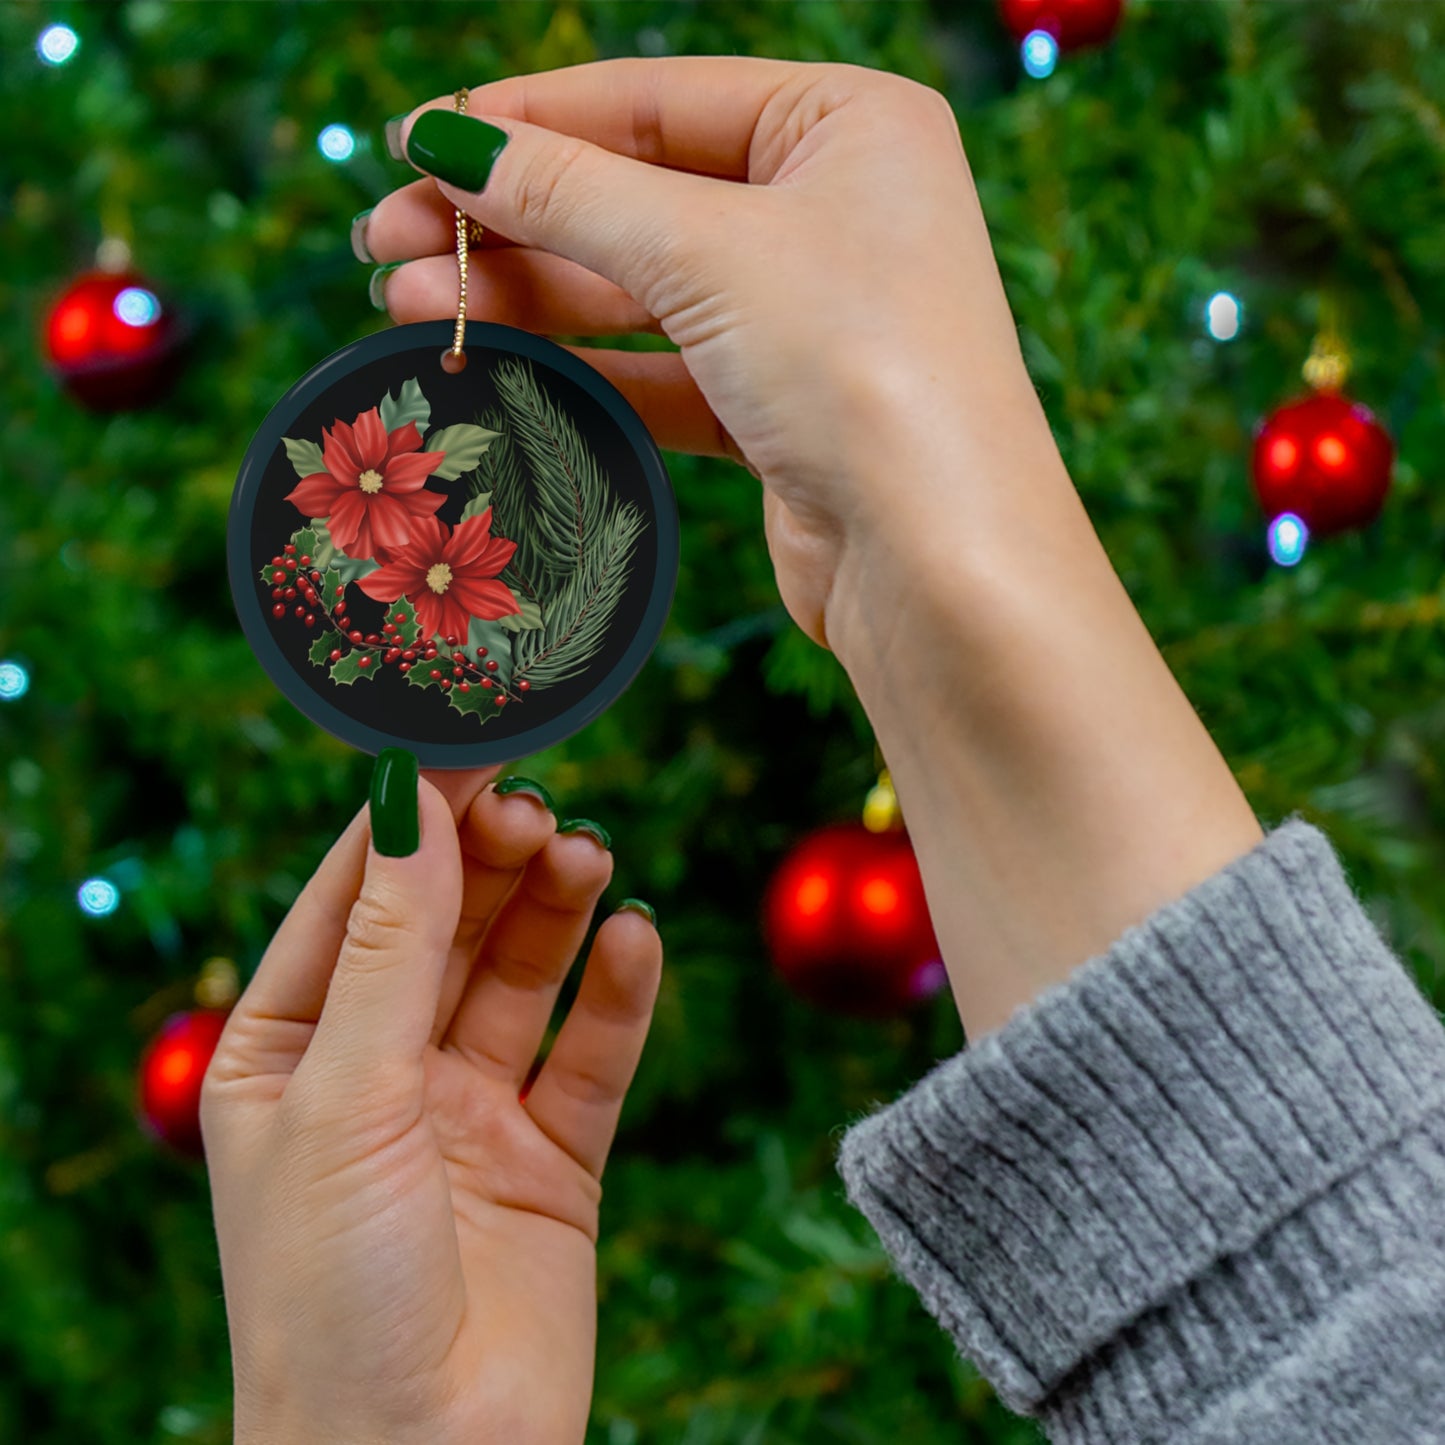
[397,105,742,314]
[302,749,463,1091]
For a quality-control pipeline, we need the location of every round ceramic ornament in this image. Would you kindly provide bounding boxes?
[228,316,677,767]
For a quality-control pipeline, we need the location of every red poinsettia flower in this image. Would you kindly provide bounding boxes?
[285,406,447,560]
[357,509,520,642]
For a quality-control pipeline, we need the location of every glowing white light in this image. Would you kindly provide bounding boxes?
[78,877,121,917]
[1267,512,1309,567]
[318,124,356,162]
[1206,291,1243,341]
[114,287,161,327]
[38,24,79,66]
[0,661,29,700]
[1022,30,1059,79]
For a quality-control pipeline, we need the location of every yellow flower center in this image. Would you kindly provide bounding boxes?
[426,563,453,594]
[357,468,384,495]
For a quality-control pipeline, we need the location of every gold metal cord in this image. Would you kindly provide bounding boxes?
[450,87,480,358]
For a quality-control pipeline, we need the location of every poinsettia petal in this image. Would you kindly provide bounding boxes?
[380,448,448,493]
[366,494,421,554]
[395,511,448,561]
[322,423,362,487]
[411,590,445,642]
[465,535,519,578]
[358,557,427,604]
[442,512,497,567]
[284,471,347,518]
[384,420,423,461]
[351,407,389,470]
[326,488,369,552]
[439,595,477,644]
[448,575,522,621]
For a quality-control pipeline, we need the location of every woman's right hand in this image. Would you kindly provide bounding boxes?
[360,56,1065,664]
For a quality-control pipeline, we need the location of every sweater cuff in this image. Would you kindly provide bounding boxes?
[834,817,1445,1417]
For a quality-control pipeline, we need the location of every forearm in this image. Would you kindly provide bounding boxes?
[825,382,1262,1040]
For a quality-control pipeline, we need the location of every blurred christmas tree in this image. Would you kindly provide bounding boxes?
[1,2,1443,1442]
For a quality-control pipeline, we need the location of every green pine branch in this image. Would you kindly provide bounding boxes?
[473,404,547,606]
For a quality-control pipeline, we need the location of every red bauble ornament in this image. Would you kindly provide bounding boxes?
[1251,392,1394,537]
[998,0,1124,49]
[762,821,946,1017]
[44,269,183,410]
[137,1008,230,1158]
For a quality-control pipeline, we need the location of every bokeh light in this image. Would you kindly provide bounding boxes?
[1267,512,1309,567]
[1205,291,1242,341]
[317,124,356,162]
[0,661,29,701]
[114,287,161,328]
[77,877,121,917]
[37,24,79,66]
[1021,30,1059,79]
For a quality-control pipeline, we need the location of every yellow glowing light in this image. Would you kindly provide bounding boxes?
[159,1048,195,1087]
[794,873,831,917]
[859,877,900,917]
[1316,434,1347,468]
[1268,437,1298,474]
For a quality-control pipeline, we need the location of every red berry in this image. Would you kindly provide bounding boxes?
[281,587,294,600]
[441,678,452,690]
[336,615,350,629]
[517,680,530,692]
[335,586,346,599]
[304,614,316,627]
[459,682,470,693]
[330,648,342,661]
[294,605,306,617]
[383,622,396,635]
[272,603,286,618]
[399,662,411,674]
[284,544,296,555]
[299,555,311,567]
[480,677,493,688]
[476,646,488,658]
[452,667,463,678]
[394,612,408,625]
[365,633,380,645]
[495,694,507,707]
[485,659,498,672]
[271,586,283,599]
[310,570,321,584]
[385,649,400,664]
[445,634,458,646]
[271,569,286,584]
[430,668,443,679]
[349,631,363,643]
[358,656,372,669]
[402,650,416,661]
[424,648,438,660]
[271,554,284,566]
[285,558,297,570]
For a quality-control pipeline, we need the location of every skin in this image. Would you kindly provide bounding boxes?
[203,55,1264,1445]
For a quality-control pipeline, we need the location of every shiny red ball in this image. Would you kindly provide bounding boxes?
[762,821,946,1018]
[1251,392,1394,537]
[998,0,1124,49]
[137,1008,230,1157]
[43,270,182,410]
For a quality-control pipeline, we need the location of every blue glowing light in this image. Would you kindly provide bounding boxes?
[1022,30,1059,79]
[1205,291,1242,342]
[114,287,161,328]
[37,24,79,66]
[1268,512,1309,567]
[318,124,356,162]
[0,661,29,701]
[78,877,121,917]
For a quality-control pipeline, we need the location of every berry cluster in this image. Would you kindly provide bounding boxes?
[266,543,531,707]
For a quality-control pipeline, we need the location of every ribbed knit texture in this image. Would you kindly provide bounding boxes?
[835,817,1445,1443]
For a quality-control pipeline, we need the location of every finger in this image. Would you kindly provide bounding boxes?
[429,781,558,1049]
[523,908,663,1181]
[440,827,614,1084]
[361,177,523,261]
[300,775,464,1089]
[420,764,506,826]
[378,248,663,337]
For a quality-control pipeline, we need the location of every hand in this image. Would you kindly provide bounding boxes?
[361,56,1056,660]
[201,762,662,1445]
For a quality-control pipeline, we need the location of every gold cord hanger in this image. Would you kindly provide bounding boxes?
[442,87,481,373]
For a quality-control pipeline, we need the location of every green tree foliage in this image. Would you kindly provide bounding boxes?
[1,3,1442,1442]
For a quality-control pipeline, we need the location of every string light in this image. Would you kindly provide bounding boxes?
[77,877,121,917]
[1205,291,1242,341]
[317,124,356,162]
[0,660,29,701]
[37,24,79,66]
[1267,512,1309,567]
[1021,30,1060,78]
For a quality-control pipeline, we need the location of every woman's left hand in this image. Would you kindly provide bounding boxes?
[201,760,662,1445]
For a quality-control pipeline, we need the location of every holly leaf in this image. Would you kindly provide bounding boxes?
[496,594,545,632]
[320,567,343,608]
[308,634,334,667]
[458,491,493,524]
[379,377,431,437]
[466,616,515,684]
[406,663,443,692]
[283,436,324,478]
[291,526,320,561]
[329,651,377,685]
[386,604,426,651]
[425,424,502,480]
[335,553,381,586]
[448,682,499,721]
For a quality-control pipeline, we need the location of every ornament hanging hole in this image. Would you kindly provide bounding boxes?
[440,348,467,375]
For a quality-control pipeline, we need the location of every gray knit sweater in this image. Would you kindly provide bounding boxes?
[835,818,1445,1443]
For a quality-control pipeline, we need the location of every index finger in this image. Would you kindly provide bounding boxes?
[402,54,809,182]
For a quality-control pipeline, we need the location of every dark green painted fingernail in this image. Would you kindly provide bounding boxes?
[617,897,656,926]
[370,748,419,857]
[558,817,611,851]
[405,109,510,192]
[369,261,404,311]
[350,208,375,263]
[493,775,556,812]
[384,113,409,162]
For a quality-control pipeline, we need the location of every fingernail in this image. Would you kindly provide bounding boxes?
[384,113,409,162]
[558,817,611,851]
[350,208,375,264]
[405,110,510,193]
[616,897,656,926]
[370,748,420,857]
[493,775,556,812]
[368,261,404,311]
